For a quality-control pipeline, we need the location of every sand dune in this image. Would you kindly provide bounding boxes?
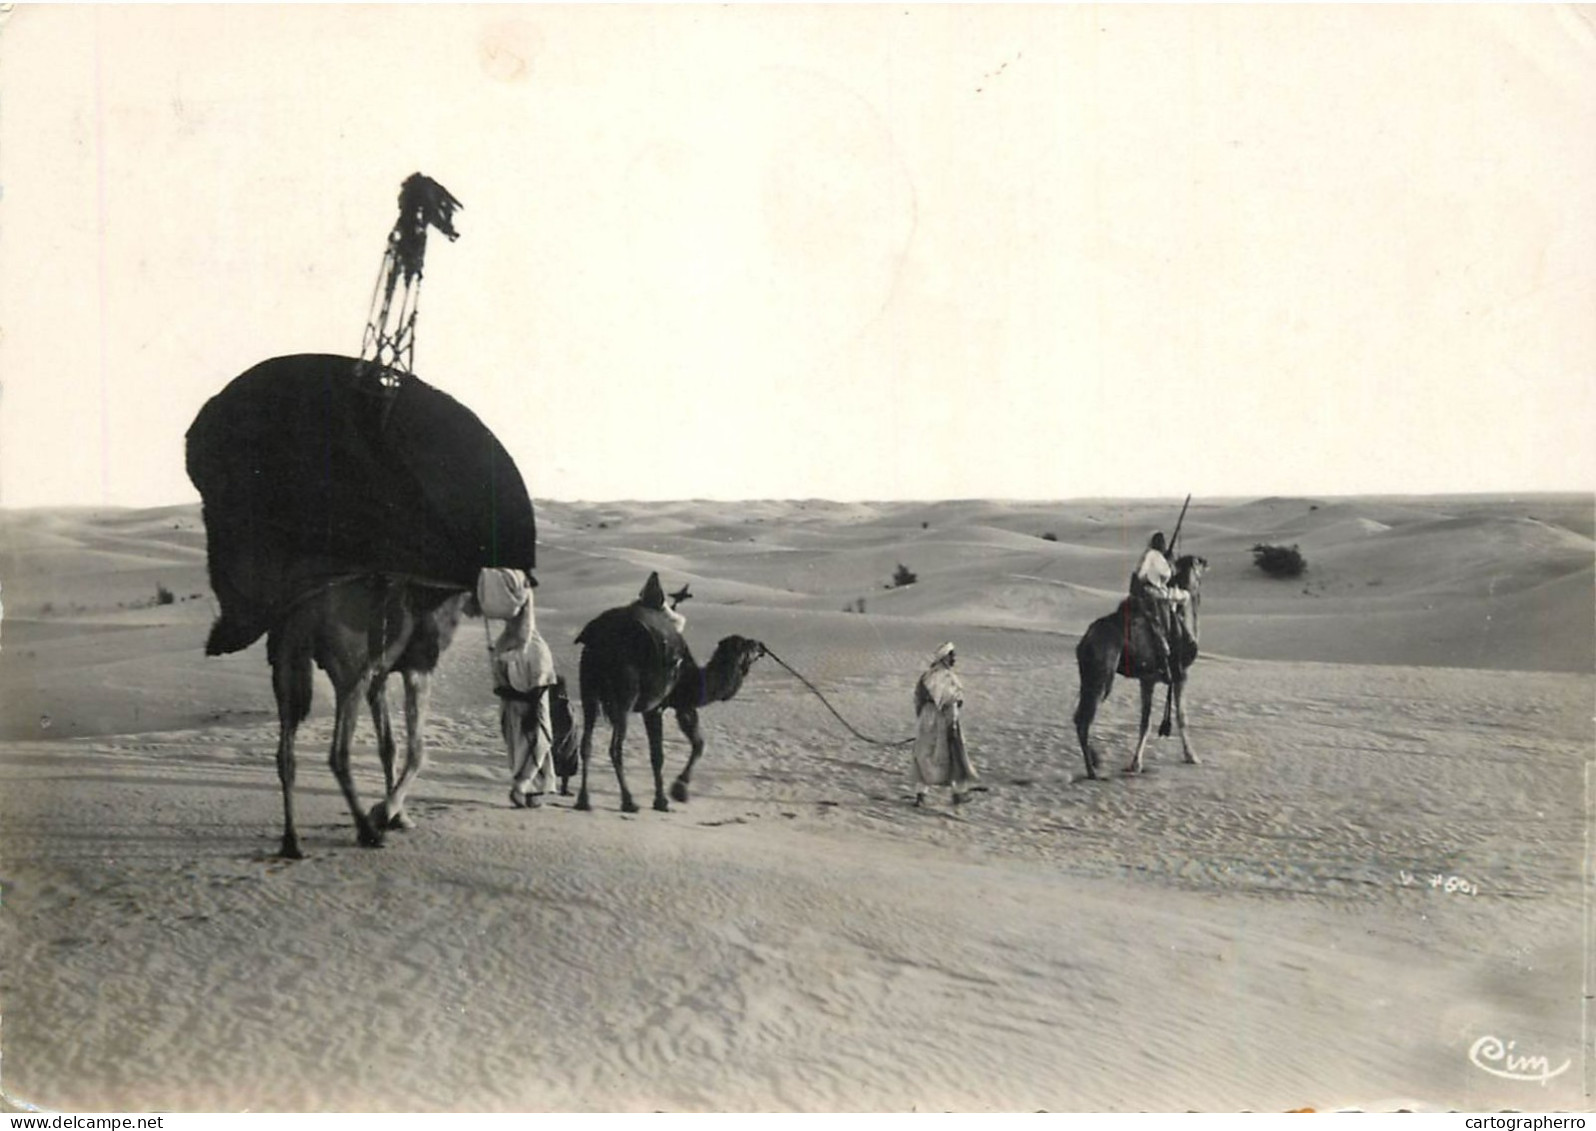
[0,495,1590,1111]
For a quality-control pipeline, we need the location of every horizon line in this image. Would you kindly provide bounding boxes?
[2,488,1593,516]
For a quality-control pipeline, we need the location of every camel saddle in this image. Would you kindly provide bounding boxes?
[1115,597,1192,670]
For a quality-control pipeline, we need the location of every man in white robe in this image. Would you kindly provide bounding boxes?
[478,568,559,808]
[1130,532,1189,682]
[910,642,977,807]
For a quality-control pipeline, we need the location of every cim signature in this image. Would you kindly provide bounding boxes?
[1469,1036,1570,1085]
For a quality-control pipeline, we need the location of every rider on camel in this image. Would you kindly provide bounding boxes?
[1130,531,1188,682]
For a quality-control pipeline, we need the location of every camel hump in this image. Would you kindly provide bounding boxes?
[575,604,690,669]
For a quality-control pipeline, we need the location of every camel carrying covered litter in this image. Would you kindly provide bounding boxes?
[186,175,536,655]
[183,174,540,857]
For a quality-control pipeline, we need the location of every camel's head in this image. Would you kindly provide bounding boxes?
[1174,555,1208,590]
[727,634,769,660]
[714,635,768,678]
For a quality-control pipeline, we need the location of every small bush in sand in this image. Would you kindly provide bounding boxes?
[1040,532,1058,542]
[156,584,175,606]
[890,563,918,588]
[1251,543,1307,579]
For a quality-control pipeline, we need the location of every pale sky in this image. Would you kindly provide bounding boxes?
[1,4,1592,508]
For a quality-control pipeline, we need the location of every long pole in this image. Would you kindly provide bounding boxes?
[1169,493,1193,555]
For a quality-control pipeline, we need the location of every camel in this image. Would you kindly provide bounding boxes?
[1072,554,1208,779]
[573,589,765,814]
[267,573,472,858]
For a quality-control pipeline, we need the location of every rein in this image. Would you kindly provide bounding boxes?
[760,646,915,748]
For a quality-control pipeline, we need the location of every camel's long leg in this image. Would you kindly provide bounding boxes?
[368,676,397,795]
[608,711,638,814]
[643,709,669,812]
[1126,679,1157,775]
[274,723,301,859]
[375,669,430,830]
[271,651,310,860]
[329,678,384,848]
[1174,676,1199,765]
[1073,686,1101,781]
[268,625,318,860]
[576,699,599,812]
[669,706,704,804]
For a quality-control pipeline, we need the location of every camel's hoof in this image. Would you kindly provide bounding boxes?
[280,837,304,861]
[653,797,671,813]
[669,779,689,804]
[1121,766,1146,777]
[1184,755,1201,766]
[357,826,386,849]
[370,802,414,830]
[558,782,573,797]
[575,794,592,812]
[621,798,640,814]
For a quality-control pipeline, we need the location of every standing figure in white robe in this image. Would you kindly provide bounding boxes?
[478,568,559,809]
[910,642,977,807]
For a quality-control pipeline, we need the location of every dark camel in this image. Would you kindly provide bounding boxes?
[267,573,472,858]
[573,593,765,814]
[1073,555,1208,779]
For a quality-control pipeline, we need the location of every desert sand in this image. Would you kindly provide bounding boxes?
[0,494,1591,1112]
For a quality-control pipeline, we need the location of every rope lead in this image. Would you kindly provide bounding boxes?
[760,646,915,748]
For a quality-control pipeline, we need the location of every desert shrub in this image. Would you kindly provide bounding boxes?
[890,563,918,588]
[1251,543,1306,579]
[156,584,175,605]
[921,521,929,530]
[842,597,868,614]
[1040,532,1058,542]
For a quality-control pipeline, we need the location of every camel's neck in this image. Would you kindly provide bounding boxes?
[698,654,750,704]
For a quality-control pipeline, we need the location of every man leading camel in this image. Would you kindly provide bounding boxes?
[1130,532,1189,683]
[910,642,978,808]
